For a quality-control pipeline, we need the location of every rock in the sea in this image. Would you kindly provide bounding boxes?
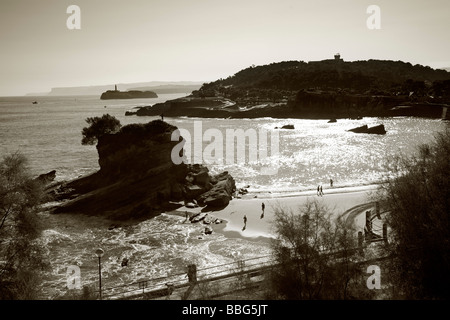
[328,118,337,123]
[348,124,386,135]
[280,124,295,129]
[100,90,158,100]
[366,124,387,135]
[348,124,369,133]
[36,170,56,184]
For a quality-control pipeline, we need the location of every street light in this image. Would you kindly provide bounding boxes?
[95,248,104,300]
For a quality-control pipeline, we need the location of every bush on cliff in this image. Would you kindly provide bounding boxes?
[119,119,176,136]
[81,114,122,145]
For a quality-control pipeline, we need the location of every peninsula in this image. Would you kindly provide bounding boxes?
[100,85,158,100]
[126,56,450,120]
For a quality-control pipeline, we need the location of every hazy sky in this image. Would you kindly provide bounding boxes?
[1,0,449,96]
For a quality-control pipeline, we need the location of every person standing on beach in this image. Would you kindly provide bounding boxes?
[330,179,333,187]
[320,185,324,196]
[243,215,248,231]
[317,185,320,196]
[261,202,265,219]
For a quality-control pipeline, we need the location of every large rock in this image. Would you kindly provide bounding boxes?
[197,172,236,208]
[53,121,187,218]
[203,191,231,207]
[52,120,236,218]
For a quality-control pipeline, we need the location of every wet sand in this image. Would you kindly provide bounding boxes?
[170,184,380,241]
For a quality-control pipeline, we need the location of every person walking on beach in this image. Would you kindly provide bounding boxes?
[243,215,247,225]
[330,179,333,187]
[317,185,320,196]
[261,202,265,219]
[320,185,324,196]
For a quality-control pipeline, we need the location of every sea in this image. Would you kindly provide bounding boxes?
[0,94,447,299]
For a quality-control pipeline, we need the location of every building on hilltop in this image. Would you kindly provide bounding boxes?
[308,53,344,64]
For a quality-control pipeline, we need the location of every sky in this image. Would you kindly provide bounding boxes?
[0,0,449,96]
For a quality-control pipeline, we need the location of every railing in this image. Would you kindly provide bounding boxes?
[101,203,390,300]
[101,255,275,300]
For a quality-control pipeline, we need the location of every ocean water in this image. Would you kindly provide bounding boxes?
[0,95,447,298]
[1,95,446,191]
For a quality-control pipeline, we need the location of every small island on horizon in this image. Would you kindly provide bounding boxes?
[100,84,158,100]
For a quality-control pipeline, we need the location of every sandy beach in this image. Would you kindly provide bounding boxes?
[171,184,380,241]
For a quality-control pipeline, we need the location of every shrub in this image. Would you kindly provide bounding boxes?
[376,129,450,299]
[267,199,368,299]
[81,114,121,145]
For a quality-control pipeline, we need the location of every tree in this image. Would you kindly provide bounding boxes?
[0,152,48,299]
[376,129,450,299]
[81,114,121,145]
[267,199,369,300]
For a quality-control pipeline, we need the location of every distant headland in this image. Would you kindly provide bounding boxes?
[25,81,203,96]
[100,85,158,100]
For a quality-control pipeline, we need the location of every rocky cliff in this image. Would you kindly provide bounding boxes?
[126,91,448,120]
[52,120,235,219]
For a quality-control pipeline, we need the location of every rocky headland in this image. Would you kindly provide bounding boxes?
[125,91,448,120]
[125,59,450,120]
[49,120,236,219]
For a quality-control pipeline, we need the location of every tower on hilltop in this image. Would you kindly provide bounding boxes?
[334,53,343,62]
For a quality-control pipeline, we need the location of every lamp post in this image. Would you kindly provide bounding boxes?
[95,248,104,300]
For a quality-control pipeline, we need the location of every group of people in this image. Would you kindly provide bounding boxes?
[317,185,324,196]
[242,202,265,231]
[317,179,334,196]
